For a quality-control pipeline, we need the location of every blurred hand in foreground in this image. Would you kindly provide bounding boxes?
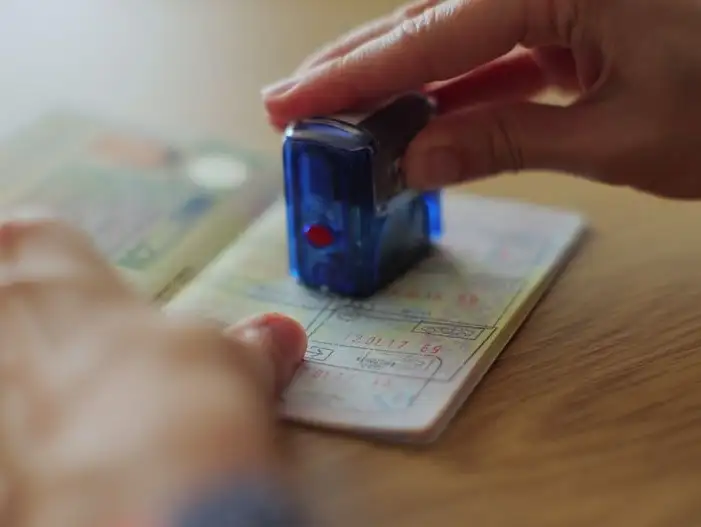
[0,211,307,527]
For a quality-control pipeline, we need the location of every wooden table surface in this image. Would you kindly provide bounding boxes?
[3,1,701,526]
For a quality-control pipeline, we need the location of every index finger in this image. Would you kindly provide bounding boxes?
[294,0,443,73]
[263,0,575,122]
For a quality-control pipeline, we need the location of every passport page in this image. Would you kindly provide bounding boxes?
[166,192,587,441]
[0,111,281,300]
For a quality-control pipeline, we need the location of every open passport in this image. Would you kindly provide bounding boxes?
[0,112,587,443]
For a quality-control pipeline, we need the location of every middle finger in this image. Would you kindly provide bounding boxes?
[428,47,579,114]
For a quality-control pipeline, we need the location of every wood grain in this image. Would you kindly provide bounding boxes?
[3,1,701,526]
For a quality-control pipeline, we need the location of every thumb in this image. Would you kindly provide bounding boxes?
[225,313,307,396]
[403,101,610,188]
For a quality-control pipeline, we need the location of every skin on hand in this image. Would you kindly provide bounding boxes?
[263,0,701,199]
[0,211,307,527]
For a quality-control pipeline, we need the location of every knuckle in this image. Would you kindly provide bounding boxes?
[484,111,525,174]
[332,53,367,101]
[0,209,61,238]
[0,211,98,269]
[397,9,433,42]
[395,0,441,20]
[394,7,442,78]
[521,0,583,45]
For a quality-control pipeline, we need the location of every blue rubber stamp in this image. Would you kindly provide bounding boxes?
[282,92,442,298]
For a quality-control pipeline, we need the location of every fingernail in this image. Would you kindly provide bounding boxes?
[231,314,307,384]
[261,77,299,99]
[259,313,307,361]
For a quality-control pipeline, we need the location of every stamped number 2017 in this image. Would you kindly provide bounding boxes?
[345,334,409,349]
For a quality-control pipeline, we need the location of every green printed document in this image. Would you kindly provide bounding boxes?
[0,112,587,443]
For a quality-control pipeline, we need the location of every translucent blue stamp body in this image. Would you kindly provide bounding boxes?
[282,92,442,298]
